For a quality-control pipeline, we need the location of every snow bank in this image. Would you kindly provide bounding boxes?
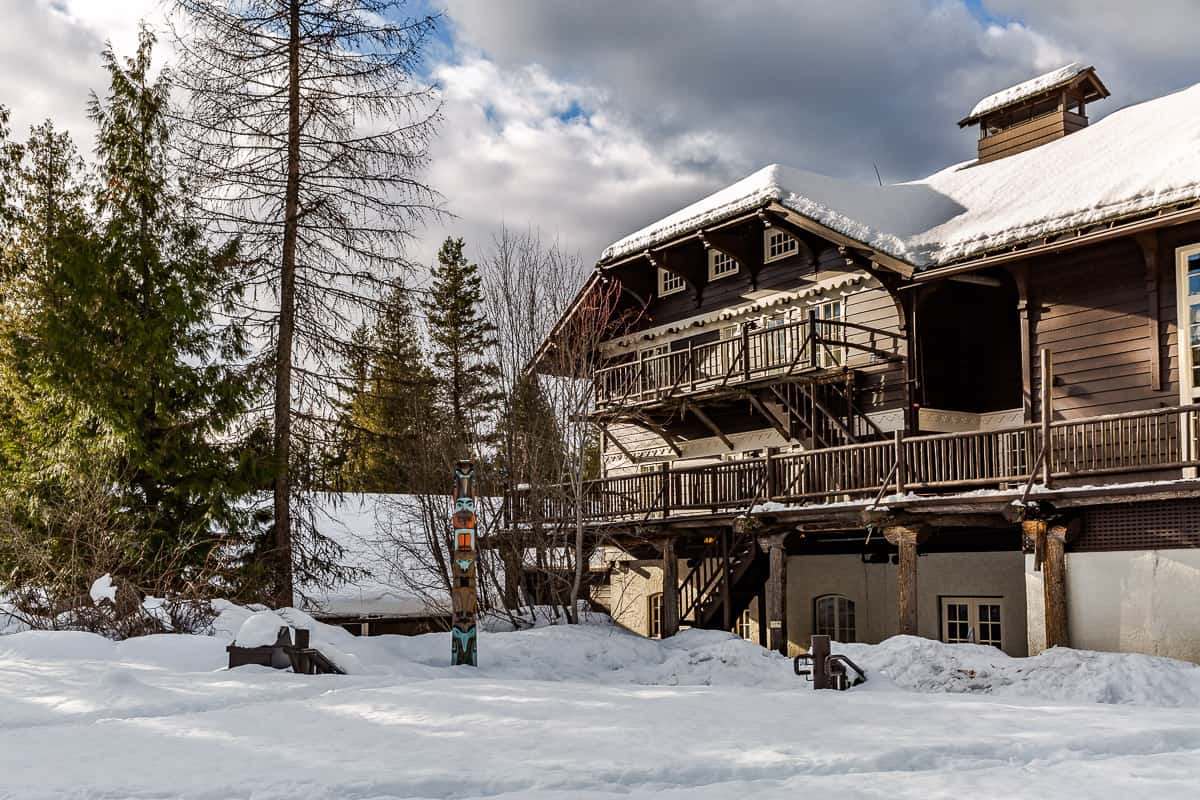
[5,599,1200,707]
[842,635,1200,707]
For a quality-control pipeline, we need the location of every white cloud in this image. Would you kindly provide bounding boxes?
[416,54,718,269]
[0,0,165,148]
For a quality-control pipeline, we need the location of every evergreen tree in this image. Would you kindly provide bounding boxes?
[425,237,501,455]
[495,371,563,487]
[0,27,265,589]
[0,105,23,237]
[341,281,439,492]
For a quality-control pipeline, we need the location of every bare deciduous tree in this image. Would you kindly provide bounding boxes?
[480,226,622,622]
[169,0,442,604]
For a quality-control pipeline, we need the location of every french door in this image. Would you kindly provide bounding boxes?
[1176,245,1200,472]
[941,597,1004,650]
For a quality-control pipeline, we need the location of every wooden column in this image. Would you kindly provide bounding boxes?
[1040,348,1054,487]
[1043,520,1080,649]
[721,528,733,631]
[884,525,930,637]
[763,535,788,655]
[1014,263,1035,423]
[660,537,680,638]
[757,589,768,648]
[1136,232,1163,391]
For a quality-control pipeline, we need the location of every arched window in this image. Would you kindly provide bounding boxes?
[814,594,856,642]
[648,592,663,638]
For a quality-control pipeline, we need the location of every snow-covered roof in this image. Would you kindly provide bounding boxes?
[964,62,1091,122]
[601,80,1200,270]
[296,493,451,619]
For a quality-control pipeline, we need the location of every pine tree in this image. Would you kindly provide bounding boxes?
[1,28,265,589]
[425,237,501,455]
[341,281,439,492]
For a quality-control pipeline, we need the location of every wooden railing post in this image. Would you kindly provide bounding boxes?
[894,429,906,496]
[688,338,696,391]
[764,449,777,499]
[1040,348,1054,488]
[808,308,820,370]
[741,323,752,382]
[660,461,671,518]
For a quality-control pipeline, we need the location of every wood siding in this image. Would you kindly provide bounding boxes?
[1028,233,1184,420]
[978,109,1087,163]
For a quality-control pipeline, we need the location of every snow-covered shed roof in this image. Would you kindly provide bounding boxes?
[959,62,1104,124]
[296,493,451,619]
[601,80,1200,271]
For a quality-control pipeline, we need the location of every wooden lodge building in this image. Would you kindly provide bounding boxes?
[507,64,1200,662]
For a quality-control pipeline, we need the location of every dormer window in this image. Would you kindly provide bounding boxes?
[764,229,799,263]
[708,249,739,280]
[658,268,685,297]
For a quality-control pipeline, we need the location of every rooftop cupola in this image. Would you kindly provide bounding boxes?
[959,63,1110,164]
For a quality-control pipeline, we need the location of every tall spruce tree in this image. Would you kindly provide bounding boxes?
[341,281,438,492]
[1,28,264,587]
[425,237,501,455]
[0,105,22,237]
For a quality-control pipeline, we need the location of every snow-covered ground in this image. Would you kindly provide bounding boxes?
[2,608,1200,799]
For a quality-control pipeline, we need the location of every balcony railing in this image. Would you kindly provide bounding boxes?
[594,312,903,408]
[507,403,1200,524]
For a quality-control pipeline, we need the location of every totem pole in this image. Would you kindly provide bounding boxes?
[450,460,479,666]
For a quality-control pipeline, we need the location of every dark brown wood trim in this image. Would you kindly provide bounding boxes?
[1136,231,1163,391]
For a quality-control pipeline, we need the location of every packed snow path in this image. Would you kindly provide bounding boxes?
[2,615,1200,799]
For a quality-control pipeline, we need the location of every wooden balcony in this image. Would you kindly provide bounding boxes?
[594,313,903,410]
[508,404,1200,525]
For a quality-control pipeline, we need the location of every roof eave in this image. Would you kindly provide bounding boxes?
[911,201,1200,283]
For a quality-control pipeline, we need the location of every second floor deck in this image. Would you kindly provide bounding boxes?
[593,313,904,410]
[509,403,1200,526]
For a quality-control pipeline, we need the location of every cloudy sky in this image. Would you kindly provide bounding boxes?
[3,0,1200,272]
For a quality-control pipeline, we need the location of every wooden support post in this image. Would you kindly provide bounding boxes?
[1040,348,1054,488]
[721,528,732,631]
[1015,263,1034,423]
[685,401,734,451]
[757,589,768,648]
[883,525,930,637]
[893,429,906,496]
[764,535,788,655]
[1043,519,1079,649]
[660,537,680,638]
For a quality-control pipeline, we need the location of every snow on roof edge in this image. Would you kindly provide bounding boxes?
[596,80,1200,274]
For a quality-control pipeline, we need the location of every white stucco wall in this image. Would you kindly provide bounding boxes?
[604,549,1027,655]
[1027,549,1200,663]
[786,551,1028,657]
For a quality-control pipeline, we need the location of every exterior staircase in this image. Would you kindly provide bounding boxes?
[679,531,768,631]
